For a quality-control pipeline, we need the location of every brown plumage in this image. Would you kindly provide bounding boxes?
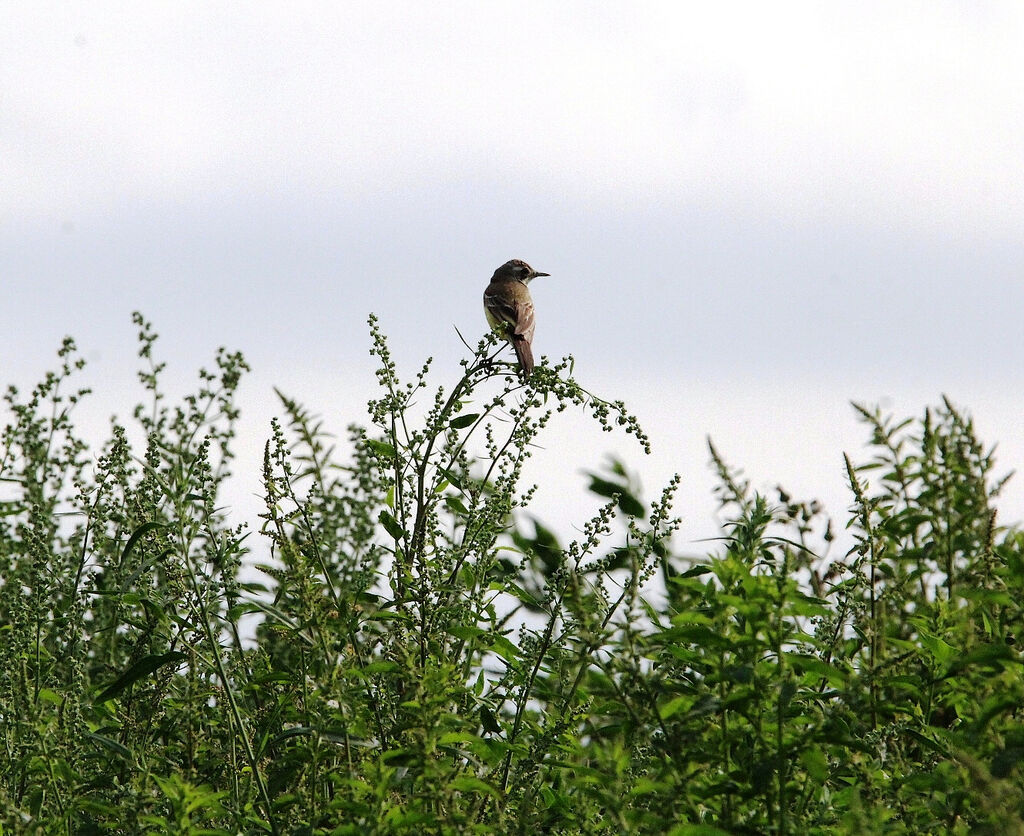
[483,259,549,376]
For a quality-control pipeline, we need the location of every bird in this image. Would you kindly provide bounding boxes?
[483,259,549,377]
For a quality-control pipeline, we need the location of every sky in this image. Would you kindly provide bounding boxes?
[4,2,1024,552]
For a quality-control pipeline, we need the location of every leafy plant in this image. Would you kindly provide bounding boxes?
[2,317,1024,834]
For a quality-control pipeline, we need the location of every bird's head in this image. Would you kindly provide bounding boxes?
[491,259,550,284]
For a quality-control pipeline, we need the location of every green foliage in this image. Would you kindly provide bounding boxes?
[2,316,1024,833]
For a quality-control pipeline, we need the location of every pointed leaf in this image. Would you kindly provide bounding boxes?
[95,651,187,704]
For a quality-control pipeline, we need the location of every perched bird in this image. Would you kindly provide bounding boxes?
[483,259,549,377]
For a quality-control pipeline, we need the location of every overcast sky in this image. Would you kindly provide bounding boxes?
[5,2,1024,547]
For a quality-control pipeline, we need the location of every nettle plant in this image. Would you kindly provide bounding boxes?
[3,312,1024,835]
[254,315,679,830]
[2,314,677,833]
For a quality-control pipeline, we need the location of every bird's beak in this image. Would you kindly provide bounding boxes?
[531,271,550,279]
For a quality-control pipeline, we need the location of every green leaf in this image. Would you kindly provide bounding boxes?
[586,474,645,517]
[450,775,502,798]
[95,651,187,704]
[439,731,478,745]
[361,660,403,674]
[253,671,294,685]
[480,705,502,734]
[448,624,486,641]
[488,634,521,663]
[449,413,479,429]
[586,475,622,500]
[439,468,464,490]
[942,642,1017,678]
[271,726,315,745]
[364,610,413,622]
[378,509,406,541]
[365,439,397,459]
[445,495,470,515]
[800,746,829,783]
[120,521,167,563]
[659,696,689,720]
[630,778,668,796]
[918,631,957,666]
[503,583,543,610]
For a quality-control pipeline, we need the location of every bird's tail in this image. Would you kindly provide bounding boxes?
[512,337,534,377]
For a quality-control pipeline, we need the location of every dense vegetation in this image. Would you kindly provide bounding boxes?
[2,314,1023,834]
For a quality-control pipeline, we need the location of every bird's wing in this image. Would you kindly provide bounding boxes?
[485,291,535,342]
